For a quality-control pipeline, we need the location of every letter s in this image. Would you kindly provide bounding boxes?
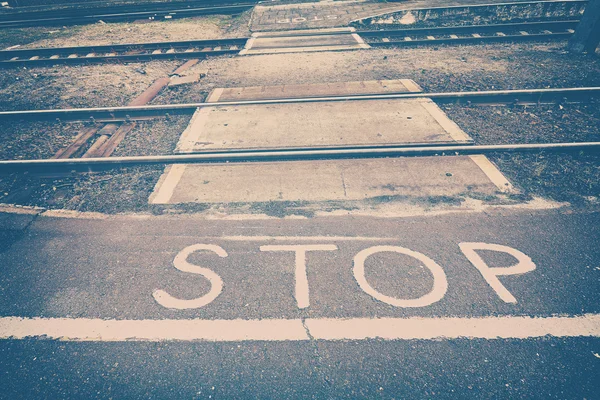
[153,244,226,310]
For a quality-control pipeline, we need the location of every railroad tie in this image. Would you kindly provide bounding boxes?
[58,59,201,159]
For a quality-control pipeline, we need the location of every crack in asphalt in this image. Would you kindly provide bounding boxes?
[301,316,333,388]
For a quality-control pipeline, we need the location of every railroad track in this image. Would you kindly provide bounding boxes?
[0,87,597,123]
[0,142,599,174]
[359,20,579,47]
[0,1,257,29]
[0,86,598,173]
[0,20,580,68]
[0,38,247,66]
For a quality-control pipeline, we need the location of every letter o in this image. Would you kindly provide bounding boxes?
[353,245,448,307]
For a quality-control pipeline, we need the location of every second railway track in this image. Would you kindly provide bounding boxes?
[359,20,579,47]
[0,20,582,68]
[0,38,247,66]
[0,1,257,29]
[0,87,597,123]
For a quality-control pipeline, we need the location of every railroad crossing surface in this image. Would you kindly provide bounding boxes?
[0,0,599,398]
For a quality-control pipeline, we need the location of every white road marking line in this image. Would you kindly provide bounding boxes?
[0,317,308,341]
[399,79,423,93]
[175,106,213,153]
[469,155,514,193]
[149,164,187,204]
[306,314,600,340]
[206,236,402,241]
[206,88,224,103]
[351,33,371,49]
[417,98,473,143]
[244,45,364,54]
[239,37,256,55]
[1,315,599,342]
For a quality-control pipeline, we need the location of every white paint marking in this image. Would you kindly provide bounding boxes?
[175,106,212,152]
[244,44,364,55]
[351,33,371,49]
[306,314,600,340]
[149,164,187,204]
[399,79,423,93]
[469,155,514,193]
[0,317,308,341]
[417,98,473,143]
[353,246,448,307]
[252,27,355,38]
[238,37,256,55]
[260,244,338,308]
[207,236,398,241]
[153,244,226,309]
[41,209,108,219]
[206,87,224,103]
[1,315,599,342]
[459,242,536,303]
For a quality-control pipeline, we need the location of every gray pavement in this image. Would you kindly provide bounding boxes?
[0,207,599,397]
[1,208,599,319]
[0,0,598,397]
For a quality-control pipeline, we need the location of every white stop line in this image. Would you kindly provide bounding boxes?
[0,315,599,342]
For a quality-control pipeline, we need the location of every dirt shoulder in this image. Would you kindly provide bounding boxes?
[0,12,251,49]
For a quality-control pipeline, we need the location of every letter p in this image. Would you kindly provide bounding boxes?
[459,243,536,303]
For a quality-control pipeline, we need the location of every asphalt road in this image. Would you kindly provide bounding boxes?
[0,207,599,398]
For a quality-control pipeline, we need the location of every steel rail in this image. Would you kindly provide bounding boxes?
[0,0,254,18]
[360,20,578,47]
[384,0,586,13]
[0,142,598,173]
[368,31,572,47]
[0,87,597,122]
[0,3,255,28]
[0,38,247,67]
[0,21,578,68]
[357,20,579,37]
[0,38,247,58]
[0,49,240,66]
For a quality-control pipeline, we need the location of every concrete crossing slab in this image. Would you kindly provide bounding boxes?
[240,28,369,55]
[206,79,421,102]
[176,98,473,153]
[150,80,513,206]
[251,34,360,49]
[149,156,503,204]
